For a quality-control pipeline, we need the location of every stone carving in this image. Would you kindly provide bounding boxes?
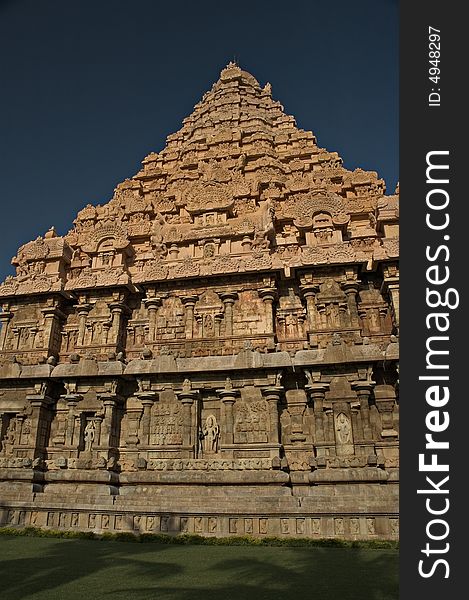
[150,402,183,445]
[334,518,345,535]
[350,518,360,535]
[259,518,268,535]
[281,518,290,534]
[234,399,269,443]
[200,415,220,454]
[335,413,352,445]
[83,420,96,451]
[1,416,17,455]
[0,63,398,540]
[194,517,203,533]
[229,518,238,534]
[312,519,321,535]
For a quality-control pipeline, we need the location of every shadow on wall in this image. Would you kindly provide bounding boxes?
[0,536,398,600]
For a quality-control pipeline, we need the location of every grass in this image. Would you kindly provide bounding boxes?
[0,534,398,600]
[0,526,399,549]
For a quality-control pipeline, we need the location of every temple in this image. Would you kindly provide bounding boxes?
[0,63,399,539]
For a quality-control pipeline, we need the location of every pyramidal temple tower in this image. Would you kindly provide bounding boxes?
[0,63,399,539]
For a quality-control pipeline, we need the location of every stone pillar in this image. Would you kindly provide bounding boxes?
[64,396,81,447]
[262,387,283,444]
[259,289,276,335]
[26,394,54,460]
[352,383,373,441]
[99,396,117,448]
[306,383,328,443]
[177,387,198,449]
[218,385,240,446]
[374,385,398,438]
[41,306,65,356]
[143,297,162,342]
[220,292,238,337]
[108,301,129,348]
[300,284,320,347]
[0,309,13,351]
[76,304,92,347]
[342,282,360,327]
[182,296,198,339]
[138,393,156,446]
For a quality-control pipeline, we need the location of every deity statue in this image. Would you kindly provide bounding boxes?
[201,414,219,454]
[84,420,96,451]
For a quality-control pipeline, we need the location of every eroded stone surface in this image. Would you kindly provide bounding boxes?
[0,64,399,538]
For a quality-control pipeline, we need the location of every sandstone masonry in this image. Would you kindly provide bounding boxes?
[0,64,399,539]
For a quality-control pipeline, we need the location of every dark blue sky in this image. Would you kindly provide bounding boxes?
[0,0,398,282]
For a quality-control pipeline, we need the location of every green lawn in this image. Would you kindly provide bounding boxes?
[0,535,398,600]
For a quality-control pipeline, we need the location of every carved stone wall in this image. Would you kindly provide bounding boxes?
[0,64,399,538]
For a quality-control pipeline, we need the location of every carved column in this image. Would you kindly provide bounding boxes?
[76,304,92,347]
[182,296,198,339]
[108,301,129,348]
[177,386,197,448]
[259,289,276,335]
[99,396,117,449]
[220,292,238,337]
[300,284,320,344]
[306,383,328,443]
[352,382,373,441]
[218,385,240,446]
[0,309,13,351]
[143,297,162,342]
[262,386,283,444]
[26,393,54,460]
[137,393,156,446]
[342,282,360,327]
[64,395,81,447]
[41,305,66,356]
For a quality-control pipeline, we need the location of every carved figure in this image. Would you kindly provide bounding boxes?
[202,415,219,453]
[336,412,352,445]
[83,420,96,451]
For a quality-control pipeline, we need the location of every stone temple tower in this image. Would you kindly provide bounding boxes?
[0,63,399,539]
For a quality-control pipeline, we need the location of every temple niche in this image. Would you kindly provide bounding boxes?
[0,63,398,539]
